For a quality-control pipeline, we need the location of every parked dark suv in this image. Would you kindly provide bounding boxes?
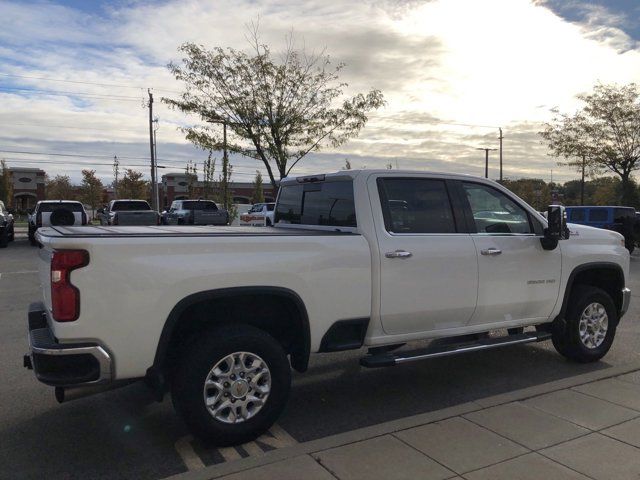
[565,206,637,252]
[0,200,15,248]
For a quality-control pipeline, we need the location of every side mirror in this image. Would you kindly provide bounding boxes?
[541,205,569,250]
[97,208,104,214]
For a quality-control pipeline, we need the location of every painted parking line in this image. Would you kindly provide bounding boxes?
[174,435,205,471]
[175,424,298,471]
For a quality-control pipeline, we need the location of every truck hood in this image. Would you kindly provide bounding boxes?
[567,222,625,245]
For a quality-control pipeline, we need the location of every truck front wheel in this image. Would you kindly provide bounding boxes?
[552,285,617,363]
[171,324,291,446]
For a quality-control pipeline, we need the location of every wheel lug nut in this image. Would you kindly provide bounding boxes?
[224,382,230,387]
[240,372,245,378]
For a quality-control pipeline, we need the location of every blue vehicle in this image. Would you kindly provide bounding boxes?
[565,206,637,252]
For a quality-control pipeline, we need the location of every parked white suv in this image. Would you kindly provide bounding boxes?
[25,170,630,446]
[28,200,88,245]
[239,202,275,226]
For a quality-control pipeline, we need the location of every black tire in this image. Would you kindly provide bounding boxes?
[28,226,37,246]
[266,218,272,227]
[552,285,617,363]
[0,228,7,248]
[8,224,14,241]
[171,324,291,446]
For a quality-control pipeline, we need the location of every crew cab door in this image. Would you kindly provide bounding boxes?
[457,181,562,326]
[371,175,478,335]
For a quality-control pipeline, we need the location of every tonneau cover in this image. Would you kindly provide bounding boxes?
[37,225,356,238]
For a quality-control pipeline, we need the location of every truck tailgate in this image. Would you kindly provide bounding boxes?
[193,210,227,225]
[115,211,158,226]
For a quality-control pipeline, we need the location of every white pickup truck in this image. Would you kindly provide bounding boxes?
[25,170,630,446]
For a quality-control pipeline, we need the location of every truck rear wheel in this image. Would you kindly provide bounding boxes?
[171,324,291,446]
[552,286,617,363]
[0,228,7,248]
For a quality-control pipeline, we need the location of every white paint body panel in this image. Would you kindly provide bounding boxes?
[35,170,630,381]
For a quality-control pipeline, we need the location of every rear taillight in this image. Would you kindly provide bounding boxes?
[36,212,42,227]
[51,250,89,322]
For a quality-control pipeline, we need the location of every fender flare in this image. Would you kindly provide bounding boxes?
[557,262,625,319]
[151,286,311,374]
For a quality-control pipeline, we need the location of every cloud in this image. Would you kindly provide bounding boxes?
[0,0,640,186]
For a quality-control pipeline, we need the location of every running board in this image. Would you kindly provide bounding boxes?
[360,331,552,368]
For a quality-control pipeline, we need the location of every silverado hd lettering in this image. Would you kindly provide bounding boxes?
[24,169,631,446]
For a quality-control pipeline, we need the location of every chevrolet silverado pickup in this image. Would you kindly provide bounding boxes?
[97,199,159,226]
[24,170,631,446]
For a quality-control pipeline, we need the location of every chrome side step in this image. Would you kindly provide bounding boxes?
[359,331,552,368]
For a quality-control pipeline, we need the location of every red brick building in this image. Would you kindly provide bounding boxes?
[9,167,46,211]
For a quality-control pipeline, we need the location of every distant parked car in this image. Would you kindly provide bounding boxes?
[97,199,159,226]
[565,206,637,252]
[164,199,229,225]
[0,200,15,248]
[28,200,88,246]
[239,202,275,226]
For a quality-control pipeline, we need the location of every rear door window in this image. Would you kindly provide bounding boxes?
[588,209,609,222]
[377,178,456,234]
[275,180,356,227]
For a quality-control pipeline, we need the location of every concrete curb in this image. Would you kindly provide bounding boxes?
[165,360,640,480]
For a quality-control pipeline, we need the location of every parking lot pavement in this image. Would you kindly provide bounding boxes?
[2,237,640,480]
[169,367,640,480]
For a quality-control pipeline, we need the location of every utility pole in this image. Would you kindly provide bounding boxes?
[222,121,229,211]
[113,155,119,200]
[153,118,160,210]
[498,127,503,182]
[147,89,157,211]
[476,147,497,179]
[581,154,586,206]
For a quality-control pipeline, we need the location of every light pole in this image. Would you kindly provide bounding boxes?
[476,148,498,178]
[153,118,160,210]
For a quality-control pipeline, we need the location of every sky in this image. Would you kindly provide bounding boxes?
[1,0,640,185]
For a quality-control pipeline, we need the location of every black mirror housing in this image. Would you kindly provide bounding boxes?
[541,205,569,250]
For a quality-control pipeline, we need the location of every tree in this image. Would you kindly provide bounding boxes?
[202,152,216,200]
[251,171,264,204]
[540,83,640,205]
[46,174,74,200]
[185,161,198,198]
[164,27,385,190]
[501,178,550,211]
[80,169,103,216]
[118,169,149,200]
[0,160,12,206]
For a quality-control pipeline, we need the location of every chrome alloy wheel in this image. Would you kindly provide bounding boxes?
[578,302,609,349]
[203,351,271,424]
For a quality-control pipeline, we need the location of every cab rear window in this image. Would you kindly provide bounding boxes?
[38,203,83,212]
[275,180,356,227]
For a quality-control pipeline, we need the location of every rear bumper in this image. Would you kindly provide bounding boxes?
[620,287,631,318]
[24,302,112,387]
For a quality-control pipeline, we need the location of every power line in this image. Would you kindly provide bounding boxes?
[0,86,142,101]
[0,73,182,94]
[0,122,145,133]
[0,73,145,89]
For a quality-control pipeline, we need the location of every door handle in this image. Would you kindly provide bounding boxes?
[480,248,502,256]
[385,250,413,259]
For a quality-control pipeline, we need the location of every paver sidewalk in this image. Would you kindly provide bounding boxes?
[170,365,640,480]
